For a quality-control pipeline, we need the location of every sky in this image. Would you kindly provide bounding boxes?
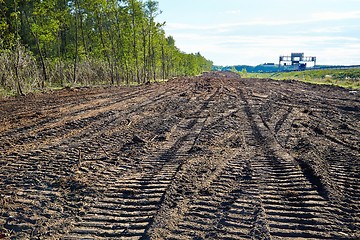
[156,0,360,66]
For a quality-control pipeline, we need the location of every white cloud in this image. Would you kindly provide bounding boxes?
[170,33,360,65]
[223,10,242,15]
[294,26,350,34]
[311,11,360,21]
[165,10,360,33]
[159,1,360,65]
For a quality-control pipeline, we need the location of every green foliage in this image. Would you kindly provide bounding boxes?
[0,0,212,95]
[230,66,238,73]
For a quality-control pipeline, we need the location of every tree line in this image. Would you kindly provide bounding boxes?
[0,0,213,95]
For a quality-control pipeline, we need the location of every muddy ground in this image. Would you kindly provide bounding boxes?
[0,72,359,239]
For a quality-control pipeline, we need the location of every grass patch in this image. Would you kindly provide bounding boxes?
[0,87,16,98]
[246,68,360,90]
[0,78,169,98]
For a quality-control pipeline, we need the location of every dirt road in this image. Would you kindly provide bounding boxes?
[1,72,359,239]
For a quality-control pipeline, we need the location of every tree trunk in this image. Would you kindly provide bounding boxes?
[130,0,140,84]
[14,43,24,96]
[73,0,79,84]
[142,25,147,83]
[79,10,87,55]
[97,14,113,85]
[23,11,48,88]
[152,46,156,81]
[161,44,165,81]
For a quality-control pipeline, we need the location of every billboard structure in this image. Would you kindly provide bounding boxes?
[279,53,316,70]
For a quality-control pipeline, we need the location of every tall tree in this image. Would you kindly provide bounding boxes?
[129,0,141,83]
[144,0,161,81]
[22,0,61,87]
[0,0,213,95]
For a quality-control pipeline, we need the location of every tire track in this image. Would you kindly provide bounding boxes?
[152,81,340,239]
[0,85,184,156]
[238,84,352,239]
[163,154,268,240]
[1,82,195,239]
[1,73,359,239]
[146,83,269,239]
[0,87,131,133]
[326,149,360,238]
[63,86,219,239]
[0,86,160,153]
[1,82,193,186]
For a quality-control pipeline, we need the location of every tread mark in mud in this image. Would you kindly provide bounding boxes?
[65,87,219,239]
[237,86,349,239]
[1,73,359,239]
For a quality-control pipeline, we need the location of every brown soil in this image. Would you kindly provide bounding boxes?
[0,72,359,239]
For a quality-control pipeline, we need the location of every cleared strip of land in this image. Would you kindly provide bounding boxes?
[1,72,359,239]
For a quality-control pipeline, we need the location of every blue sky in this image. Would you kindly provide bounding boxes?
[156,0,360,66]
